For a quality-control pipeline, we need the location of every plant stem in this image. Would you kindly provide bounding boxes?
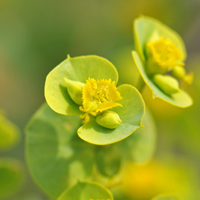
[136,75,146,93]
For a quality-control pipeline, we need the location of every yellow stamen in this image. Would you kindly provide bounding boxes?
[146,37,185,75]
[79,78,122,124]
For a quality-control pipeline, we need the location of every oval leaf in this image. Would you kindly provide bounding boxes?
[45,55,118,116]
[58,181,113,200]
[0,158,24,199]
[26,104,95,199]
[115,107,156,163]
[77,84,145,145]
[0,113,20,151]
[132,51,192,107]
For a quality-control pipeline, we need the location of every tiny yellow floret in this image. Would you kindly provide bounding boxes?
[146,37,185,75]
[79,78,122,124]
[183,72,193,85]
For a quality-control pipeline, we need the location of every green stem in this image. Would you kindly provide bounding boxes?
[136,75,146,93]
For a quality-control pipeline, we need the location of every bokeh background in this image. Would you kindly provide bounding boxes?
[0,0,200,199]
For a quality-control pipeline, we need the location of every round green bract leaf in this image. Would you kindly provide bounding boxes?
[26,104,95,199]
[115,107,156,163]
[152,194,179,200]
[0,113,20,151]
[134,15,186,61]
[132,51,193,107]
[77,84,145,145]
[0,158,24,199]
[45,55,118,116]
[58,181,113,200]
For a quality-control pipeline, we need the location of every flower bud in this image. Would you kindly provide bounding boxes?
[172,66,186,79]
[153,74,180,95]
[64,78,85,105]
[96,111,122,129]
[183,72,193,85]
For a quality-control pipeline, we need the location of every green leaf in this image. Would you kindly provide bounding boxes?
[115,107,156,163]
[58,181,113,200]
[134,15,186,62]
[77,84,145,145]
[132,51,193,107]
[45,55,118,116]
[95,145,121,177]
[152,194,179,200]
[0,158,24,199]
[0,113,20,151]
[26,104,95,199]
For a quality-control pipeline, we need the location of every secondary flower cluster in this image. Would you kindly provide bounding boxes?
[146,34,193,95]
[133,16,193,107]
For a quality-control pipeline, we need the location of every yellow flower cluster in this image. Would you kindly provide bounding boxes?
[80,78,122,124]
[146,36,193,95]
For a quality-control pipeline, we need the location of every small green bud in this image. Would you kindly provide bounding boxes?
[172,65,186,79]
[64,78,85,105]
[153,74,180,95]
[96,111,122,129]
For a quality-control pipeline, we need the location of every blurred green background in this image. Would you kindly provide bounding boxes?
[0,0,200,199]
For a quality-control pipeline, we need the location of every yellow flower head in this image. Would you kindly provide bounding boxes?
[146,37,185,75]
[79,78,122,124]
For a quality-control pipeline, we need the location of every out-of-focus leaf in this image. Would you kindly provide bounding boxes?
[58,181,113,200]
[78,84,145,145]
[115,107,156,163]
[26,104,95,199]
[0,158,24,199]
[0,112,20,151]
[122,160,196,200]
[152,194,179,200]
[95,145,121,177]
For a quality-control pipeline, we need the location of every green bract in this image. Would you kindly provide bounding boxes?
[25,104,156,198]
[114,107,156,163]
[132,16,193,107]
[58,181,113,200]
[26,104,95,199]
[45,55,145,145]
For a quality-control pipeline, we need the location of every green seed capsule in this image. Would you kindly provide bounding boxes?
[96,111,122,129]
[153,74,180,95]
[172,66,186,79]
[64,78,85,105]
